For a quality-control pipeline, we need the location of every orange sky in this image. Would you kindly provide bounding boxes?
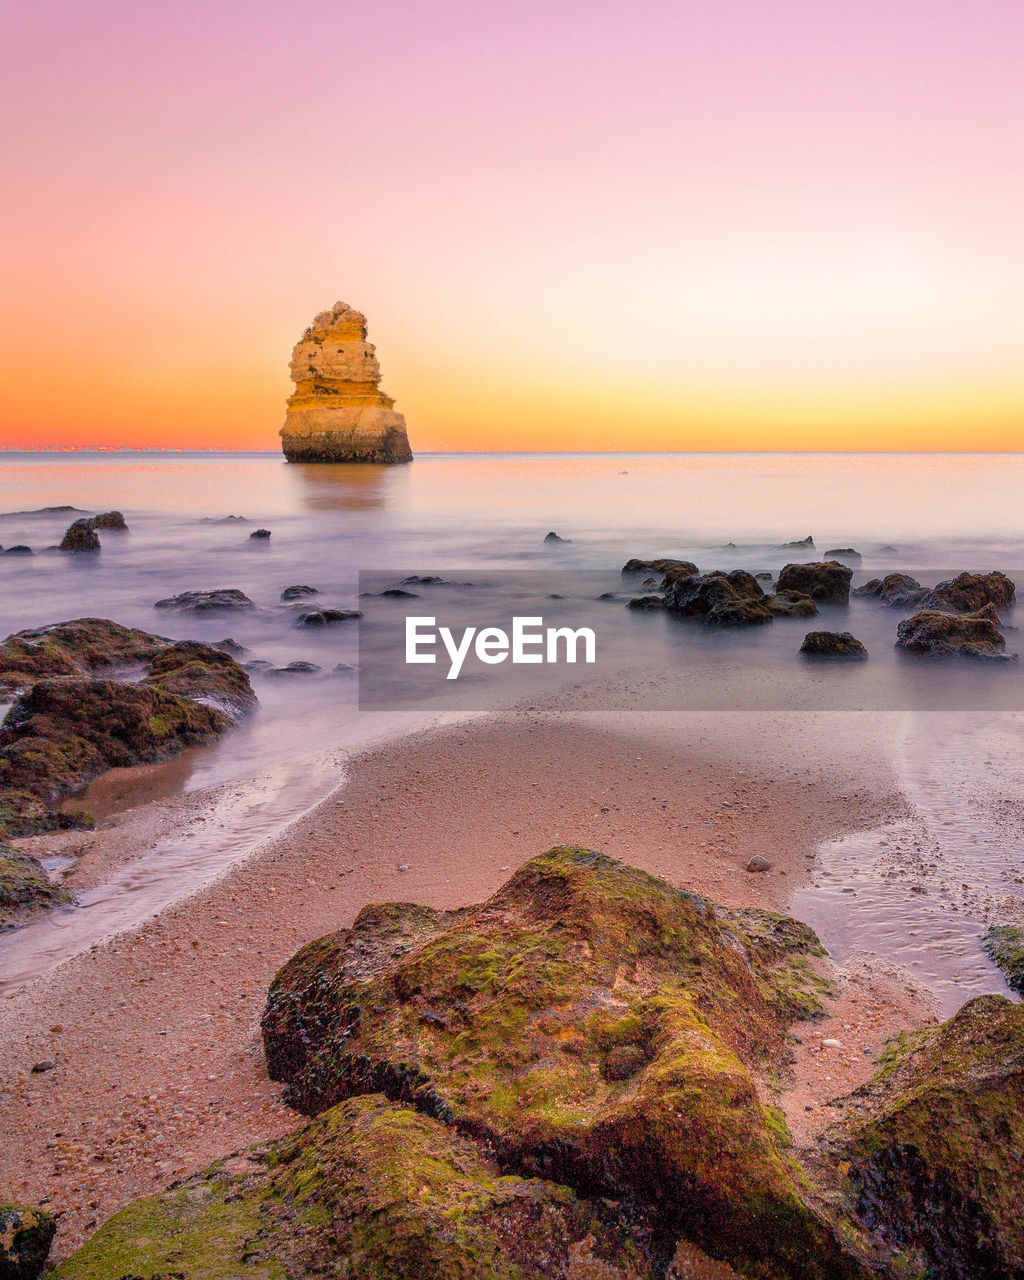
[3,0,1024,452]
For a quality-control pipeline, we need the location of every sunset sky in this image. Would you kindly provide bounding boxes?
[2,0,1024,451]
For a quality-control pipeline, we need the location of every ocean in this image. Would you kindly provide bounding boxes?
[1,450,1022,1009]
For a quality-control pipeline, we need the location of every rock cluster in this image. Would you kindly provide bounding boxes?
[49,850,1024,1279]
[895,605,1015,660]
[280,302,413,464]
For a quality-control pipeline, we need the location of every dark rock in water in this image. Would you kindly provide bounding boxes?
[763,591,818,618]
[853,573,927,608]
[0,629,254,837]
[244,659,275,673]
[663,571,772,626]
[268,661,322,677]
[58,518,100,553]
[53,1095,644,1280]
[249,528,272,540]
[895,606,1016,660]
[543,530,571,543]
[212,637,247,656]
[833,994,1024,1280]
[0,843,73,929]
[3,545,33,556]
[295,609,362,627]
[777,535,815,550]
[755,571,773,582]
[91,510,128,531]
[799,631,868,660]
[824,547,861,563]
[622,557,698,577]
[920,570,1015,614]
[262,848,862,1279]
[982,926,1024,993]
[776,561,852,604]
[401,574,446,585]
[360,588,419,599]
[1,505,83,517]
[627,594,664,609]
[154,588,255,613]
[877,544,899,555]
[281,584,320,601]
[0,1202,56,1278]
[0,618,165,694]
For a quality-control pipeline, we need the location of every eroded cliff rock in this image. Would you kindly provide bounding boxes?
[280,302,413,464]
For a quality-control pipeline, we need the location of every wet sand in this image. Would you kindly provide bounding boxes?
[0,709,931,1262]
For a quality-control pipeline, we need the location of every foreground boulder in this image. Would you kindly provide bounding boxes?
[262,848,863,1278]
[920,571,1016,614]
[52,1094,647,1280]
[0,844,72,929]
[832,995,1024,1280]
[775,561,852,604]
[800,631,868,660]
[0,619,165,693]
[0,1202,55,1278]
[853,574,927,608]
[663,570,773,626]
[895,606,1016,660]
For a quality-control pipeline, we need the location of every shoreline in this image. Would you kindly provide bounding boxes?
[0,708,930,1262]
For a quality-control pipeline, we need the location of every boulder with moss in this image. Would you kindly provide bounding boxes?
[663,571,773,626]
[830,994,1024,1280]
[0,1202,56,1279]
[852,573,928,609]
[262,847,865,1279]
[920,571,1015,614]
[0,618,165,694]
[895,606,1016,660]
[775,561,852,604]
[621,558,699,579]
[764,590,819,618]
[58,519,100,553]
[52,1093,648,1280]
[0,844,73,929]
[982,926,1024,994]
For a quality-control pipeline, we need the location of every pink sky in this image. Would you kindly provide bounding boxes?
[2,0,1023,449]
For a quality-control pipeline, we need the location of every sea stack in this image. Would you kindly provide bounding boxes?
[280,302,413,464]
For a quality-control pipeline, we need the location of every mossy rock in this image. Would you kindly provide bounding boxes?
[0,623,255,838]
[0,618,165,694]
[982,926,1024,994]
[0,843,72,928]
[775,562,852,604]
[833,994,1024,1279]
[53,1094,649,1280]
[263,848,865,1278]
[663,572,773,626]
[0,1202,56,1279]
[0,679,228,837]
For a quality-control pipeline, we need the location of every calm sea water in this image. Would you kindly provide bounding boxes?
[1,451,1022,1005]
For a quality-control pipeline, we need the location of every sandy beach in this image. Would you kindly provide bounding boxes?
[0,708,935,1263]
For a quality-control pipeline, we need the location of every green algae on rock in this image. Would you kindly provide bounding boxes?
[832,994,1024,1280]
[0,622,256,840]
[0,1202,56,1279]
[52,1094,648,1280]
[0,843,72,929]
[263,847,863,1279]
[982,926,1024,994]
[0,618,166,694]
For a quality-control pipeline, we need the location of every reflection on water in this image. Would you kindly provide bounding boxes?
[289,461,393,511]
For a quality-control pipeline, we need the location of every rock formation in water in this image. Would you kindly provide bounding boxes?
[280,302,413,464]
